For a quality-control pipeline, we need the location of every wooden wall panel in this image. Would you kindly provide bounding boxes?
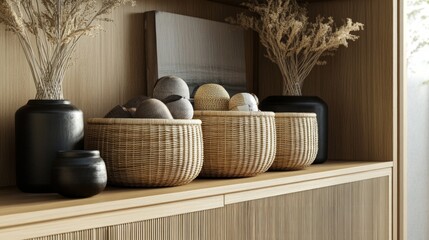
[257,0,396,162]
[0,0,243,187]
[0,0,397,186]
[31,177,389,240]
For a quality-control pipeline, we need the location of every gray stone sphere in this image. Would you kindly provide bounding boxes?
[153,76,190,100]
[123,95,150,108]
[134,98,173,119]
[105,105,132,118]
[165,97,194,119]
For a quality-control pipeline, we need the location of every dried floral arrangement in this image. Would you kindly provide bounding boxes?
[228,0,364,95]
[0,0,135,100]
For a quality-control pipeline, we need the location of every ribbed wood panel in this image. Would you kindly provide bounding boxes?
[257,0,396,163]
[225,177,390,240]
[0,0,245,187]
[31,177,389,240]
[31,207,226,240]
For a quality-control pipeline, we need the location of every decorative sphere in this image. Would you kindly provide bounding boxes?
[194,84,230,110]
[251,93,259,105]
[153,76,190,100]
[105,105,132,118]
[229,93,259,111]
[165,96,194,119]
[134,98,173,119]
[123,95,150,108]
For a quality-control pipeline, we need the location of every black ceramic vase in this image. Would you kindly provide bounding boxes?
[259,96,328,164]
[15,100,84,193]
[53,150,107,198]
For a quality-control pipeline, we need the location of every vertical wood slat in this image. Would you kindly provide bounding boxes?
[257,0,396,163]
[31,177,389,240]
[0,0,245,187]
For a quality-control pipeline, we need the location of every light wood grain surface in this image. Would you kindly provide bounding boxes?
[0,161,392,239]
[29,177,390,240]
[0,0,244,187]
[0,0,400,238]
[257,0,397,163]
[396,0,406,239]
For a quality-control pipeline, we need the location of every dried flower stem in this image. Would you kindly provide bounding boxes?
[228,0,364,95]
[0,0,135,99]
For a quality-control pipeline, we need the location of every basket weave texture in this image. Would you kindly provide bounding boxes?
[194,84,230,110]
[85,118,204,187]
[271,113,318,170]
[193,111,276,178]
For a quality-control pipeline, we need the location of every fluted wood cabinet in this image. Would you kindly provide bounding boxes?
[0,0,403,239]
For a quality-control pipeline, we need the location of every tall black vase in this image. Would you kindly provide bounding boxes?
[259,96,328,164]
[15,100,84,193]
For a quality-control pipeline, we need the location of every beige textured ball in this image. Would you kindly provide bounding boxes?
[153,76,190,100]
[165,97,194,119]
[194,84,230,110]
[229,93,259,111]
[134,99,173,119]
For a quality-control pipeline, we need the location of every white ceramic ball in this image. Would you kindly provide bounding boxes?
[229,93,259,111]
[134,98,173,119]
[194,84,230,110]
[153,76,190,100]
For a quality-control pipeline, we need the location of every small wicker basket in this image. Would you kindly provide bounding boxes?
[85,118,204,187]
[193,111,276,178]
[272,113,318,170]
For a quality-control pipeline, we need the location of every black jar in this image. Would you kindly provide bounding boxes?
[15,100,84,193]
[52,150,107,198]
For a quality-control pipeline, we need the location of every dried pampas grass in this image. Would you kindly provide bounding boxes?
[0,0,135,99]
[228,0,364,95]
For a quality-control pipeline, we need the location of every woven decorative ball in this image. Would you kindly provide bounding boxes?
[229,93,259,111]
[193,110,276,178]
[85,118,204,187]
[271,113,318,170]
[153,76,190,100]
[194,84,230,110]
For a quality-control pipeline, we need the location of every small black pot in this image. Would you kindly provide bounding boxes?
[259,96,328,164]
[15,100,84,193]
[52,150,107,198]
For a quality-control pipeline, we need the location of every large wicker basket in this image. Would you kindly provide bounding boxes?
[272,113,318,170]
[85,118,204,187]
[193,111,276,178]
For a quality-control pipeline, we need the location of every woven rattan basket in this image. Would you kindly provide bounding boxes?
[193,111,276,178]
[85,118,204,187]
[272,113,318,170]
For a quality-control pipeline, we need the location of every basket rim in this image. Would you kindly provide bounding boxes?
[193,110,274,117]
[275,112,316,117]
[87,118,202,125]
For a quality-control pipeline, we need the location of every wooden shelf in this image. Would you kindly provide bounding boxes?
[0,160,392,239]
[208,0,328,7]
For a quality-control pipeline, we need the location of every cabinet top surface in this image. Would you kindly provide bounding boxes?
[0,160,392,218]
